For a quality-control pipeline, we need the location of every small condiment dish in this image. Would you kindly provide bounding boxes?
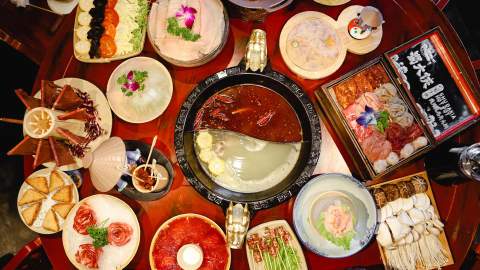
[132,163,169,193]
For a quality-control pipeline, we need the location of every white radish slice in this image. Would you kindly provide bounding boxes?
[76,26,89,41]
[79,0,93,11]
[78,12,91,26]
[208,158,225,176]
[199,149,214,163]
[74,40,90,55]
[196,132,213,149]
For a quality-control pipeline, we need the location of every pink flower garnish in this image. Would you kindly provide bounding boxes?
[123,81,139,91]
[175,5,197,29]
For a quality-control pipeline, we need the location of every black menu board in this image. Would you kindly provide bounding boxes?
[386,28,479,141]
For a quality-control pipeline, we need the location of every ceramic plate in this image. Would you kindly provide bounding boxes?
[17,168,79,234]
[62,194,141,270]
[313,0,350,6]
[30,77,113,171]
[293,173,377,258]
[149,213,231,270]
[279,11,347,79]
[47,0,78,15]
[107,57,173,123]
[246,220,307,270]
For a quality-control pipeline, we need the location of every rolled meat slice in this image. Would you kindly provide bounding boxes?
[107,222,133,246]
[73,203,97,235]
[75,243,103,269]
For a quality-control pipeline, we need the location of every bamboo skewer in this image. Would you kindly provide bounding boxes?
[145,135,158,167]
[0,117,23,125]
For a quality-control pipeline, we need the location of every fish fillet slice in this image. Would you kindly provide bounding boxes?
[57,108,93,121]
[15,89,41,110]
[7,136,38,156]
[53,84,83,111]
[33,139,55,168]
[56,127,89,145]
[48,137,76,167]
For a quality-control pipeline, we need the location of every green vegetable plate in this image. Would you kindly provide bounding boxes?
[245,220,307,270]
[62,194,141,269]
[293,173,377,258]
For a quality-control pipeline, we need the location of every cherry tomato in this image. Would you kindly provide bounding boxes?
[104,8,119,27]
[99,35,117,58]
[102,22,116,38]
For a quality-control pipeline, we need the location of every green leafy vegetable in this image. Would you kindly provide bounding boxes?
[130,0,149,51]
[87,220,109,248]
[315,206,356,250]
[375,111,390,133]
[166,17,201,42]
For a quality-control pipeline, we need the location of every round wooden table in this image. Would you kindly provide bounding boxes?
[24,0,480,269]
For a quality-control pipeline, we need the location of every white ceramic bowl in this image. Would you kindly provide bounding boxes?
[107,56,173,123]
[132,163,169,193]
[293,173,377,258]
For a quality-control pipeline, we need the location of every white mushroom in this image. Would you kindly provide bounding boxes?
[401,197,414,211]
[412,229,420,241]
[414,193,430,209]
[412,136,428,150]
[400,143,415,159]
[397,237,406,246]
[405,232,414,244]
[377,222,393,247]
[427,226,441,236]
[374,159,388,173]
[413,223,425,234]
[379,204,394,222]
[432,218,444,229]
[386,216,411,241]
[389,198,403,215]
[408,208,426,225]
[386,152,400,165]
[398,210,414,226]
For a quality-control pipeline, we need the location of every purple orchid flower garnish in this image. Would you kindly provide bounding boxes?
[356,105,377,127]
[123,71,140,91]
[175,4,197,29]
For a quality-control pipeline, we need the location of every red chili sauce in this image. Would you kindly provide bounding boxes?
[152,216,229,270]
[194,84,302,143]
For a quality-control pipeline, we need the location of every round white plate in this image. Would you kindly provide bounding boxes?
[313,0,351,6]
[279,11,347,79]
[17,168,80,234]
[149,213,231,270]
[63,194,141,270]
[293,173,377,258]
[47,0,79,15]
[30,77,112,171]
[107,56,173,123]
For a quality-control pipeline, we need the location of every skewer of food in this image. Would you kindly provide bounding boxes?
[246,221,305,270]
[372,174,452,269]
[75,0,149,61]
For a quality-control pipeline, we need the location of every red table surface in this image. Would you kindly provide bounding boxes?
[20,0,480,269]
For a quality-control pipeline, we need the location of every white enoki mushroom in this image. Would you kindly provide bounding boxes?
[377,192,448,269]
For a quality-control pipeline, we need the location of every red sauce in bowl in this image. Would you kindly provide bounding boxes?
[194,84,302,143]
[152,216,229,270]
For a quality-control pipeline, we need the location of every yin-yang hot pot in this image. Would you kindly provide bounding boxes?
[175,34,321,212]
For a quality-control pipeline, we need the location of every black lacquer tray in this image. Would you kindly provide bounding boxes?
[174,65,321,211]
[120,140,174,201]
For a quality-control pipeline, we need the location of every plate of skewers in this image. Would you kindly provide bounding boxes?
[245,220,307,270]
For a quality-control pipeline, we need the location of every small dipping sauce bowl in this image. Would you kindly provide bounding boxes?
[132,163,169,193]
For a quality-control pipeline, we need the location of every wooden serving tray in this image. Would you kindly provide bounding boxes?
[369,171,454,269]
[72,4,147,63]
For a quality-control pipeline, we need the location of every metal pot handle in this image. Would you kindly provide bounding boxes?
[245,29,268,72]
